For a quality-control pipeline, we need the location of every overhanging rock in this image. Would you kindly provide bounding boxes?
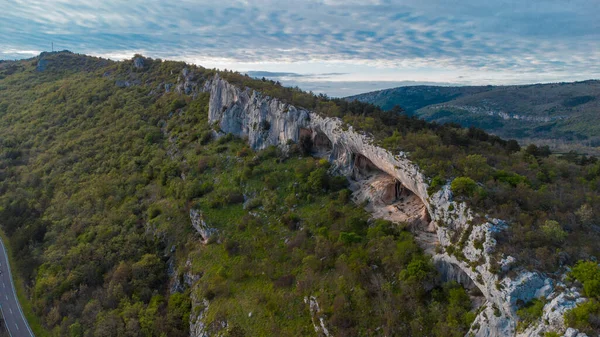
[198,73,569,337]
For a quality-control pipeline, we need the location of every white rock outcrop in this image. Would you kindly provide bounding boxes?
[186,73,582,337]
[189,209,216,243]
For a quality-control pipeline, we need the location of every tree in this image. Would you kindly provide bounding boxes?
[451,177,478,198]
[461,154,490,181]
[540,220,567,244]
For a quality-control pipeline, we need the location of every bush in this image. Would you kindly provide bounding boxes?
[428,175,445,195]
[541,220,568,244]
[185,180,214,199]
[199,131,213,145]
[565,299,600,334]
[400,258,432,283]
[148,206,161,219]
[451,177,478,198]
[516,298,545,329]
[144,127,163,145]
[544,332,561,337]
[307,168,328,192]
[338,232,362,244]
[493,170,530,187]
[570,261,600,298]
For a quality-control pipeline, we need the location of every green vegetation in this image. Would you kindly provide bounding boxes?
[569,261,600,298]
[0,52,478,336]
[450,177,479,198]
[1,51,600,336]
[221,70,600,275]
[564,261,600,334]
[348,81,600,153]
[544,332,561,337]
[516,298,545,331]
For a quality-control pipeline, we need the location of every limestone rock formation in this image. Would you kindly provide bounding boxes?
[182,71,583,337]
[189,209,216,243]
[305,296,332,337]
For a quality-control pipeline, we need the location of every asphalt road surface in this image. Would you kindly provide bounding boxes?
[0,237,34,337]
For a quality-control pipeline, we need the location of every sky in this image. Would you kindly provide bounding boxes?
[1,0,599,96]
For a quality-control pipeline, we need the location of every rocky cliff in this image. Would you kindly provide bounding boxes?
[182,72,583,337]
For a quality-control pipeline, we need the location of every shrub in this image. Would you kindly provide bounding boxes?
[224,240,240,256]
[570,261,600,298]
[516,298,545,329]
[307,168,328,192]
[541,220,568,244]
[199,131,213,145]
[461,154,491,181]
[338,189,351,204]
[281,212,300,231]
[493,170,530,187]
[428,175,445,195]
[273,274,295,288]
[544,332,561,337]
[257,145,279,160]
[451,177,478,198]
[565,299,600,334]
[169,97,187,111]
[338,232,362,244]
[144,127,163,145]
[148,206,161,219]
[400,258,432,283]
[185,180,213,199]
[328,175,348,192]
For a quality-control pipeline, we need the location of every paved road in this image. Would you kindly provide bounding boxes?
[0,237,34,337]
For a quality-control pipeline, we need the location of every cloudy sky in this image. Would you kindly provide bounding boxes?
[2,0,599,96]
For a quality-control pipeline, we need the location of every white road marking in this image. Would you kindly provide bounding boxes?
[15,322,19,330]
[4,295,8,300]
[9,308,12,314]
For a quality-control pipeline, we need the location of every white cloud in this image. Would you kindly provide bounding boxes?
[1,0,599,92]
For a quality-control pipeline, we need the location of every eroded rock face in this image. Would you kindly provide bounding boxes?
[305,296,331,337]
[189,73,577,337]
[517,286,585,337]
[190,209,216,243]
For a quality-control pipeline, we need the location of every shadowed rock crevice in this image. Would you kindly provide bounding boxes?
[299,128,333,157]
[435,259,478,290]
[313,131,333,155]
[435,259,486,309]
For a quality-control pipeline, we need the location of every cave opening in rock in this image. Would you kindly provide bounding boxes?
[295,129,483,309]
[296,131,437,251]
[313,131,332,155]
[349,154,436,246]
[298,128,333,157]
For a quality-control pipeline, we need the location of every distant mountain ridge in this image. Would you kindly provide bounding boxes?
[347,80,600,153]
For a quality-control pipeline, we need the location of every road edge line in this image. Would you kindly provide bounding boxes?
[0,237,35,337]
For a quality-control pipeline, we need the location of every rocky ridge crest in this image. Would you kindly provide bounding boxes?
[175,71,583,337]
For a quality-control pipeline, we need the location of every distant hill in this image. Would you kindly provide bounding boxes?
[347,81,600,153]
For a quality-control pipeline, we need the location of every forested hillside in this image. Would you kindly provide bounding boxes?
[0,52,599,336]
[0,52,478,336]
[347,81,600,154]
